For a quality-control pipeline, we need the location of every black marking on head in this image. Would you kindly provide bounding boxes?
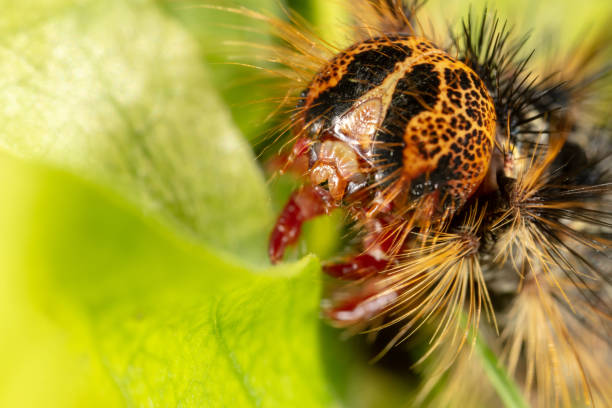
[305,38,413,126]
[409,150,465,208]
[373,63,441,184]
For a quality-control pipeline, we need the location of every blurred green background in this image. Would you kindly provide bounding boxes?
[0,0,610,407]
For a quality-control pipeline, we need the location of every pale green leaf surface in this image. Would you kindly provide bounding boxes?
[0,151,336,407]
[0,0,272,264]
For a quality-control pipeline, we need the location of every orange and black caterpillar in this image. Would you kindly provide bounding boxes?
[221,0,611,406]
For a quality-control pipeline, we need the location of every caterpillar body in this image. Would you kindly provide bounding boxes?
[217,1,612,406]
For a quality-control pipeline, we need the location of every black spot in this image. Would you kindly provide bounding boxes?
[417,141,429,158]
[416,42,431,51]
[452,155,463,168]
[478,82,488,99]
[442,101,453,115]
[447,89,462,107]
[465,107,479,121]
[457,69,472,90]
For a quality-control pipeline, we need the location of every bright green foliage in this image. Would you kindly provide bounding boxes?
[0,151,335,407]
[0,0,272,264]
[0,0,336,406]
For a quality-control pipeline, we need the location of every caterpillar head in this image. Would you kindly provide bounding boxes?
[296,35,497,218]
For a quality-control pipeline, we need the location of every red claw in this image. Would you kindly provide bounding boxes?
[324,282,399,327]
[281,137,311,175]
[323,254,389,280]
[268,185,334,264]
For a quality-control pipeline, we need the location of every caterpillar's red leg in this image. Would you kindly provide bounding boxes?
[266,137,310,176]
[269,185,335,264]
[323,254,389,280]
[323,215,408,325]
[324,277,398,327]
[322,214,400,280]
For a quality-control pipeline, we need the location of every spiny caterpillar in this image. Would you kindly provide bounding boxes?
[217,0,612,406]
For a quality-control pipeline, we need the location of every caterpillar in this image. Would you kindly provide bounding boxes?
[212,0,612,406]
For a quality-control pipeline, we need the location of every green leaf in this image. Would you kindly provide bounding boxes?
[0,151,337,407]
[0,1,343,406]
[0,0,272,264]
